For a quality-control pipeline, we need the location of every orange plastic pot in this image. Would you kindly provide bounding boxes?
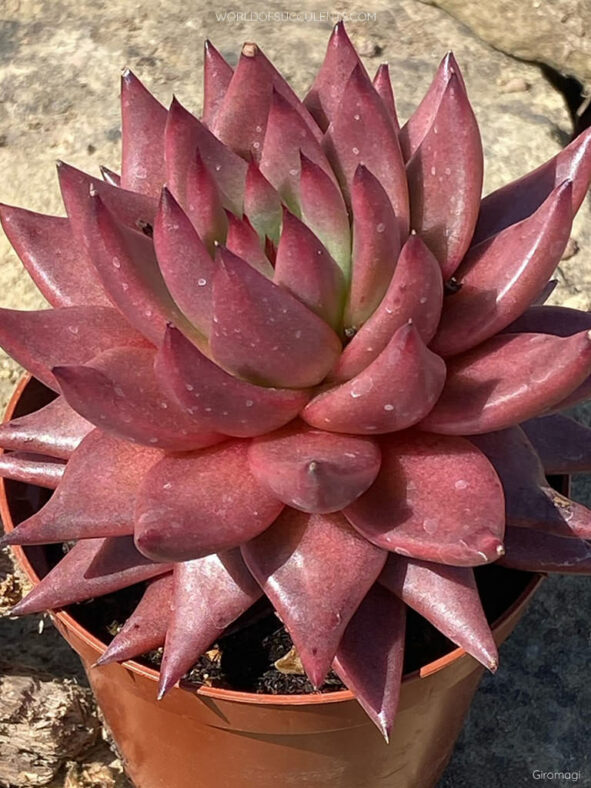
[1,376,545,788]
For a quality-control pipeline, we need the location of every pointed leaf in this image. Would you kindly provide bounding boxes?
[0,396,92,459]
[372,64,399,131]
[120,69,167,197]
[158,552,262,696]
[332,235,443,382]
[100,166,121,187]
[550,375,591,412]
[97,574,173,666]
[242,508,386,687]
[1,431,161,546]
[185,151,228,253]
[274,209,345,329]
[210,247,341,388]
[202,40,233,127]
[303,323,446,435]
[11,536,171,616]
[0,452,65,490]
[379,555,498,670]
[420,330,591,435]
[54,347,224,451]
[532,279,558,305]
[333,584,405,741]
[0,306,149,391]
[503,304,591,336]
[134,440,284,562]
[248,423,381,512]
[226,211,273,276]
[0,205,110,307]
[155,326,309,438]
[406,73,483,279]
[522,414,591,474]
[500,527,591,574]
[244,161,282,245]
[344,431,505,566]
[432,181,573,356]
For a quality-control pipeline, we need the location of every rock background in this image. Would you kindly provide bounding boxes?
[0,0,590,785]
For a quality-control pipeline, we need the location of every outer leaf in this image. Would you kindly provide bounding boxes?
[202,40,233,127]
[158,552,262,697]
[0,396,92,459]
[503,305,591,336]
[185,151,228,252]
[243,162,282,245]
[406,73,483,279]
[248,423,381,513]
[379,555,498,670]
[242,508,386,687]
[372,64,399,131]
[0,306,148,391]
[432,181,573,357]
[302,323,446,435]
[210,247,342,388]
[420,331,591,435]
[274,209,345,330]
[100,166,121,187]
[226,211,274,277]
[54,347,224,451]
[0,205,110,307]
[96,574,173,666]
[134,440,284,562]
[344,431,505,566]
[0,452,65,490]
[333,584,405,741]
[522,414,591,474]
[500,528,591,574]
[155,326,309,438]
[331,235,443,382]
[11,537,171,616]
[120,69,167,197]
[0,431,161,546]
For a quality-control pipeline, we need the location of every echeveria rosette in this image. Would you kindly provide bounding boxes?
[1,23,591,740]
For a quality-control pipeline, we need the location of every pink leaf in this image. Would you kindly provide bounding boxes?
[54,347,224,451]
[243,161,282,245]
[120,69,167,197]
[226,211,274,277]
[432,181,573,357]
[379,555,498,670]
[210,247,341,388]
[302,323,446,434]
[0,205,110,307]
[331,235,443,382]
[500,527,591,574]
[158,552,262,697]
[202,40,233,127]
[0,430,161,546]
[0,306,149,391]
[0,451,65,490]
[185,151,228,252]
[420,330,591,435]
[333,584,405,741]
[372,64,399,131]
[522,414,591,474]
[134,440,284,562]
[344,431,505,566]
[155,326,309,438]
[242,508,386,687]
[248,423,381,513]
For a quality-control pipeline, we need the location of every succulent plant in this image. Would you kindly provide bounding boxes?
[1,23,591,740]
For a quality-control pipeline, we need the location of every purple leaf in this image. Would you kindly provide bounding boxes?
[202,40,233,127]
[503,304,591,336]
[0,451,65,490]
[243,161,282,245]
[522,414,591,474]
[226,211,274,277]
[532,279,558,305]
[500,527,591,574]
[185,151,228,253]
[372,64,399,131]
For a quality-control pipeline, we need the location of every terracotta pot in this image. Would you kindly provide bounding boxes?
[1,376,546,788]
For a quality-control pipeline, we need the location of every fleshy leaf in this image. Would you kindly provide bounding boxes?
[432,181,573,357]
[155,326,309,438]
[344,431,505,566]
[332,235,443,382]
[406,73,483,279]
[226,211,274,276]
[532,278,558,305]
[0,306,149,391]
[379,555,498,670]
[0,396,92,459]
[372,64,399,131]
[420,330,591,435]
[345,165,401,330]
[210,247,341,388]
[120,69,167,197]
[333,584,405,741]
[153,187,216,335]
[0,431,161,546]
[202,40,233,127]
[185,151,228,252]
[302,323,446,435]
[134,440,284,562]
[473,126,591,244]
[503,305,591,336]
[522,414,591,474]
[470,427,591,539]
[242,508,386,687]
[11,536,171,616]
[500,527,591,574]
[100,166,121,187]
[54,347,224,451]
[247,423,381,512]
[0,205,110,307]
[274,209,345,329]
[158,552,262,697]
[243,162,282,245]
[0,452,65,490]
[97,574,173,666]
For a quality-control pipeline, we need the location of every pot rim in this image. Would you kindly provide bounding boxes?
[1,374,543,707]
